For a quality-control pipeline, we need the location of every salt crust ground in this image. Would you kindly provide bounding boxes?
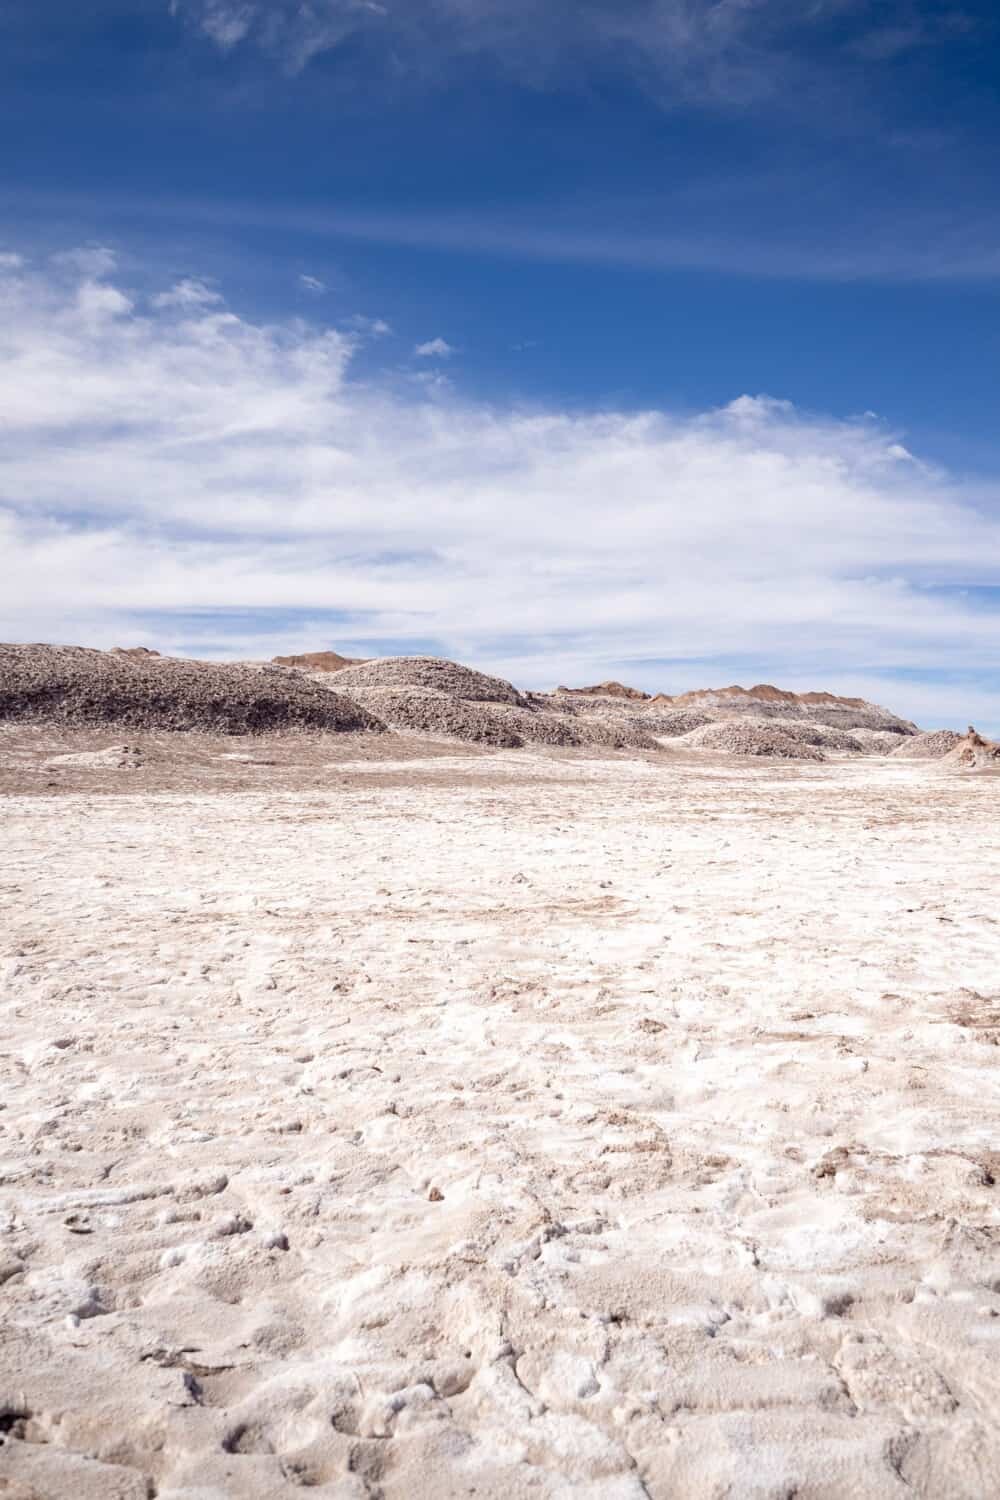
[1,737,999,1499]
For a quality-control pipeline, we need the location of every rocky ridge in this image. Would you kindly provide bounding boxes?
[0,643,971,761]
[271,650,365,672]
[335,658,657,750]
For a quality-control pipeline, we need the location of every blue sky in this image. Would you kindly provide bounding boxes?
[1,1,999,727]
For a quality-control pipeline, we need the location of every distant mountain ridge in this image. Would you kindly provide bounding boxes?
[555,681,651,700]
[540,677,915,735]
[272,650,366,672]
[654,683,870,710]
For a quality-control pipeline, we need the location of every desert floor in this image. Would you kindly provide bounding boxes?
[1,735,999,1498]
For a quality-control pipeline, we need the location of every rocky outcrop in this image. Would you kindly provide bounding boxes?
[272,650,365,672]
[555,681,651,701]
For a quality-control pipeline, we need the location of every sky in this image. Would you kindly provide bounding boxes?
[1,0,999,728]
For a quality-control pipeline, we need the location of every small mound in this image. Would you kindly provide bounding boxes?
[680,715,861,751]
[573,717,658,751]
[272,650,365,672]
[0,644,385,736]
[45,744,145,769]
[814,726,864,753]
[350,686,656,750]
[777,721,863,753]
[555,681,651,701]
[348,686,529,747]
[891,729,963,760]
[849,727,906,755]
[643,709,714,737]
[333,655,528,706]
[680,720,825,760]
[943,729,1000,770]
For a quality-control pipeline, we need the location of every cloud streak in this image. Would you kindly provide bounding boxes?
[40,185,1000,286]
[168,0,986,116]
[2,249,999,727]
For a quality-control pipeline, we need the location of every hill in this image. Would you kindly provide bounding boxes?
[0,644,384,736]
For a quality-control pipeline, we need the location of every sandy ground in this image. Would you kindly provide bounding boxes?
[1,736,999,1499]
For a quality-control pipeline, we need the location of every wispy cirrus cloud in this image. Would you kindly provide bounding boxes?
[276,200,1000,284]
[49,184,1000,285]
[152,276,223,309]
[2,248,1000,727]
[167,0,989,113]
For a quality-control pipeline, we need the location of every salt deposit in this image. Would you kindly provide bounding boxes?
[0,739,998,1499]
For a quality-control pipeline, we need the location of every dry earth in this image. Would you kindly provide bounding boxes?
[1,733,999,1499]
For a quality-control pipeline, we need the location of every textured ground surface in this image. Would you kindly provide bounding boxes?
[1,741,999,1499]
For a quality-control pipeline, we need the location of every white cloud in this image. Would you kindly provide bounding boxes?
[51,245,117,277]
[298,273,326,294]
[414,337,455,358]
[175,0,382,72]
[152,277,223,309]
[75,280,133,324]
[195,1,253,48]
[347,312,393,336]
[1,251,999,729]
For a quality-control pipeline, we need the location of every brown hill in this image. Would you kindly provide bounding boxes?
[647,683,913,734]
[666,683,869,709]
[555,681,651,701]
[272,650,365,672]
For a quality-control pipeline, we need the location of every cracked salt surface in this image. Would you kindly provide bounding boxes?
[1,745,999,1497]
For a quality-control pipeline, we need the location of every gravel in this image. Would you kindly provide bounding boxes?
[890,730,963,759]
